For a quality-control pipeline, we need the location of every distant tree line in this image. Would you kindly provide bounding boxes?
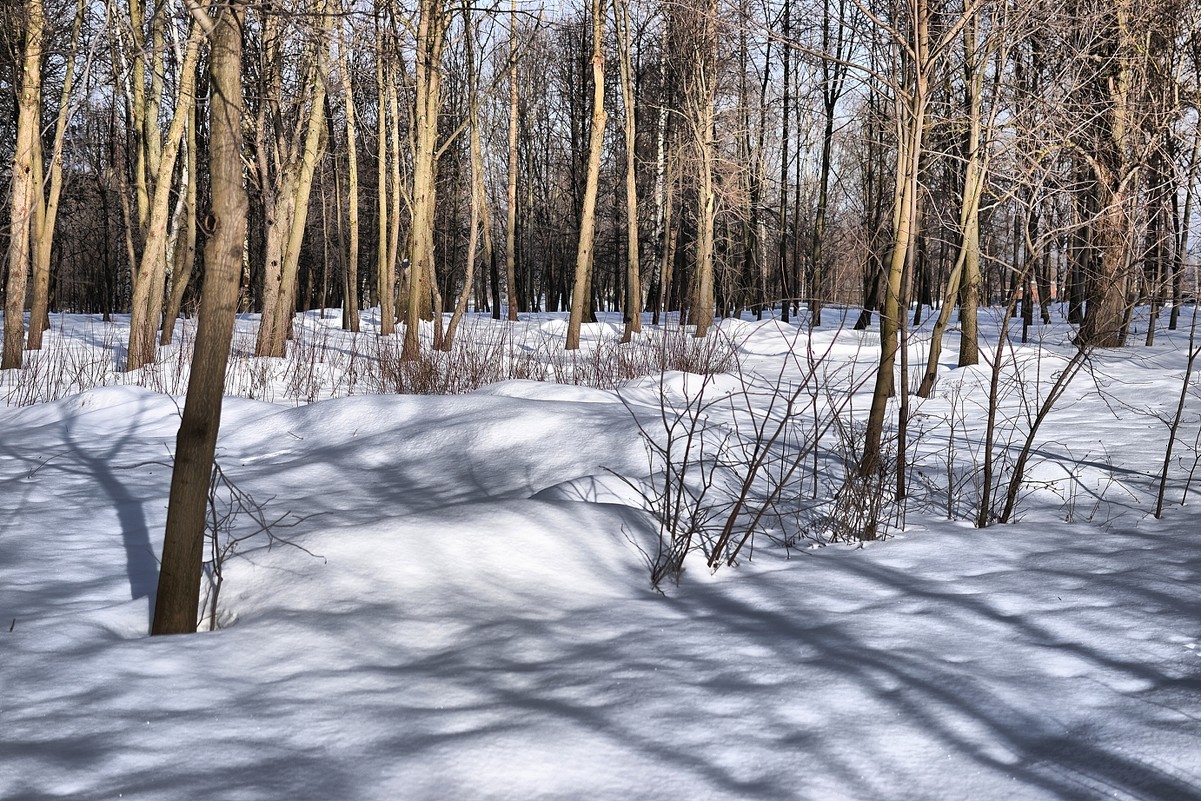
[1,0,1199,369]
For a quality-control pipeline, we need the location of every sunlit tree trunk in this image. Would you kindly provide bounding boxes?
[504,0,521,322]
[27,0,87,350]
[257,0,331,357]
[1075,0,1141,348]
[402,0,451,360]
[444,3,493,351]
[683,0,718,338]
[374,7,395,336]
[919,6,995,395]
[565,0,608,350]
[860,0,931,480]
[615,0,641,342]
[339,10,361,333]
[2,0,44,369]
[161,101,199,345]
[126,20,204,370]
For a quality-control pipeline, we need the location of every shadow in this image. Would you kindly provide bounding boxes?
[60,418,159,629]
[0,390,166,631]
[5,379,1201,800]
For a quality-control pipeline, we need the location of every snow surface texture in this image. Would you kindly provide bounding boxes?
[2,309,1201,800]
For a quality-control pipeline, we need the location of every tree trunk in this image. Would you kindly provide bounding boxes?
[919,8,989,396]
[27,0,86,350]
[775,0,793,322]
[161,100,200,345]
[687,0,718,338]
[256,1,331,357]
[444,4,493,351]
[504,0,521,322]
[1,0,43,370]
[616,0,641,343]
[375,8,395,336]
[340,10,361,333]
[860,1,930,481]
[126,24,205,370]
[153,0,248,635]
[402,0,450,360]
[565,0,608,350]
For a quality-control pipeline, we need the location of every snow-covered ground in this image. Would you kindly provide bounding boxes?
[2,308,1200,800]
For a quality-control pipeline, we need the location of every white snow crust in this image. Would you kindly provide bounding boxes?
[2,308,1200,800]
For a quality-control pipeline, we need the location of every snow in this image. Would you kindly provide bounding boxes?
[2,308,1201,800]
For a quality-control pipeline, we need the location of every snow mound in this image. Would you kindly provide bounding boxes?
[224,499,659,626]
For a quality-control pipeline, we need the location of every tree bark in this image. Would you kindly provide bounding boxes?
[161,99,200,345]
[153,0,248,635]
[686,0,718,338]
[444,3,494,351]
[615,0,641,342]
[566,0,608,350]
[1,0,43,370]
[860,0,930,480]
[919,7,991,396]
[127,23,205,370]
[27,0,87,350]
[402,0,451,360]
[256,0,331,357]
[339,10,361,333]
[504,0,521,323]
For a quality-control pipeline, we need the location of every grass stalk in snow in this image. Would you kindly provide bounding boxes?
[1,312,737,407]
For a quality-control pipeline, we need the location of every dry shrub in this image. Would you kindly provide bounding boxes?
[2,313,739,407]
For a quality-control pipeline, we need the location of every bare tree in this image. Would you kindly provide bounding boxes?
[615,0,642,342]
[153,0,248,635]
[684,0,718,338]
[565,0,608,350]
[504,0,522,322]
[917,0,1010,396]
[401,0,454,359]
[859,0,985,480]
[27,0,89,351]
[443,0,495,350]
[253,0,332,357]
[809,0,854,327]
[338,5,362,333]
[126,18,205,370]
[2,0,45,370]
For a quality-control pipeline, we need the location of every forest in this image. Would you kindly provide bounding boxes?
[4,0,1201,795]
[1,0,1196,359]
